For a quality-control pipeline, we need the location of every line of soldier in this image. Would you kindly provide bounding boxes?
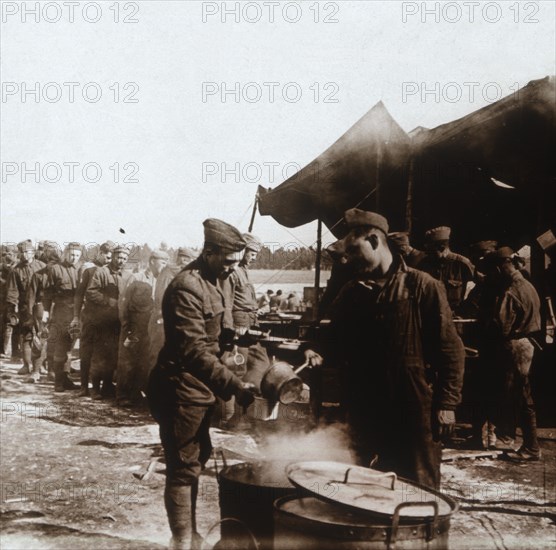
[0,240,197,404]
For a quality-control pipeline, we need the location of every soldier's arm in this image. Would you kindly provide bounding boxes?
[41,264,59,312]
[85,269,110,306]
[74,268,92,318]
[421,277,465,410]
[169,286,244,401]
[494,292,518,339]
[5,270,19,310]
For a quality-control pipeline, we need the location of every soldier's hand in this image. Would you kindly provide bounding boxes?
[42,311,49,324]
[304,349,323,367]
[235,382,257,408]
[69,317,80,330]
[108,298,118,308]
[437,409,456,438]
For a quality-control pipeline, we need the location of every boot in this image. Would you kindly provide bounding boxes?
[63,373,78,390]
[165,484,194,550]
[54,372,65,392]
[53,361,66,392]
[91,377,102,400]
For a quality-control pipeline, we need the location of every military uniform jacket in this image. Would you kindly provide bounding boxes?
[5,260,46,316]
[494,271,541,340]
[74,262,103,318]
[1,261,18,311]
[85,264,130,324]
[225,264,258,329]
[327,258,465,487]
[42,262,80,318]
[156,257,244,405]
[418,251,474,311]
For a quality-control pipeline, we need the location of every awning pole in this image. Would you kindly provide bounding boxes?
[248,194,258,233]
[314,218,322,315]
[405,156,415,233]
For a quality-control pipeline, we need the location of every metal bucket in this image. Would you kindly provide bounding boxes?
[274,495,456,550]
[217,460,298,550]
[260,361,303,404]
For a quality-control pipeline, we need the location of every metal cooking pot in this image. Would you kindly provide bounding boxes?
[217,459,297,550]
[260,361,303,404]
[274,495,456,550]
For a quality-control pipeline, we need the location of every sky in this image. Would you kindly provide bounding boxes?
[1,0,555,250]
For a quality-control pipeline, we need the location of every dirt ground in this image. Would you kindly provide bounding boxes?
[1,356,555,550]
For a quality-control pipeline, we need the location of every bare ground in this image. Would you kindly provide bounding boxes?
[1,357,555,550]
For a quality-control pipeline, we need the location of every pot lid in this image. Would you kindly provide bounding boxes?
[286,461,455,520]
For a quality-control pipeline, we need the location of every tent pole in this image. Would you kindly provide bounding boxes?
[314,218,322,315]
[375,140,382,211]
[405,156,414,233]
[248,194,258,233]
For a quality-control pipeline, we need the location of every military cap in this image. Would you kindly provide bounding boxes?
[4,244,17,253]
[470,240,498,254]
[150,249,170,261]
[242,233,263,252]
[43,240,59,250]
[100,240,116,253]
[18,240,34,252]
[113,244,132,255]
[66,242,81,250]
[344,209,389,234]
[494,246,514,260]
[388,232,410,247]
[203,219,246,252]
[425,226,451,242]
[177,246,196,259]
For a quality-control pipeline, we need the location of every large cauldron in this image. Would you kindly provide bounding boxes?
[274,491,458,550]
[217,460,297,550]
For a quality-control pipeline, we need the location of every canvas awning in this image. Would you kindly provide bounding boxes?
[258,101,411,237]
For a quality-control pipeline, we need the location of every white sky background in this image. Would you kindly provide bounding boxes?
[1,0,555,250]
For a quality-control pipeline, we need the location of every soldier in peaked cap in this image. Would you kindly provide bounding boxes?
[220,232,270,423]
[418,226,475,313]
[176,247,196,269]
[147,219,257,550]
[41,242,83,391]
[72,240,115,396]
[25,243,62,382]
[147,247,196,371]
[306,209,465,489]
[6,241,45,374]
[477,247,542,461]
[388,231,425,269]
[116,248,170,407]
[1,244,19,360]
[85,243,131,399]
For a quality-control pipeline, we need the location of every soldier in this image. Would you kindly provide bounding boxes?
[1,244,19,360]
[388,231,425,268]
[176,246,196,269]
[85,244,131,400]
[147,219,257,550]
[117,249,169,406]
[148,247,196,371]
[480,248,542,461]
[418,226,475,313]
[306,209,465,489]
[220,233,270,423]
[42,243,82,392]
[5,241,45,374]
[25,242,62,382]
[72,241,114,396]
